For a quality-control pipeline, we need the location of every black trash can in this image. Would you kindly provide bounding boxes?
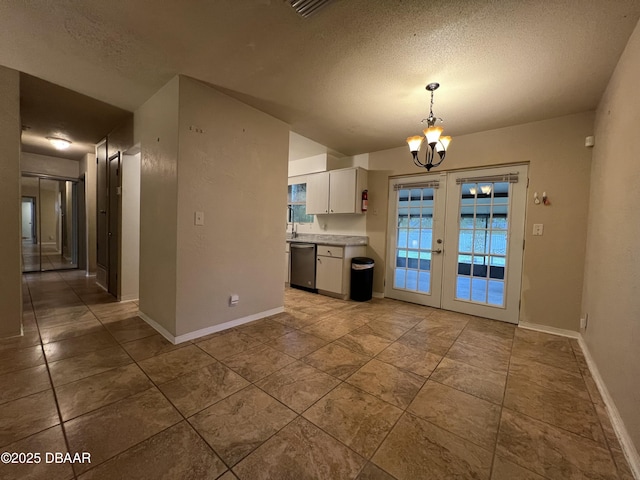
[350,257,374,301]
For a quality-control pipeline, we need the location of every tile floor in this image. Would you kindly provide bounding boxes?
[0,270,635,480]
[22,242,77,273]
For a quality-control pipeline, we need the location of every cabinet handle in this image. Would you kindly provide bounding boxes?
[330,209,334,213]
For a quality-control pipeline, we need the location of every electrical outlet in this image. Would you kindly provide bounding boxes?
[195,211,204,226]
[580,317,586,329]
[532,224,544,236]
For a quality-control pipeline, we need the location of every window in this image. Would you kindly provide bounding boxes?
[287,183,314,223]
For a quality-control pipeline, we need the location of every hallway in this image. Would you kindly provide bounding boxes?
[0,272,633,479]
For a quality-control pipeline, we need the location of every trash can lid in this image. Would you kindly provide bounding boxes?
[352,257,374,265]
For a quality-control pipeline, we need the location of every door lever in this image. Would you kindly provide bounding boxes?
[432,249,443,254]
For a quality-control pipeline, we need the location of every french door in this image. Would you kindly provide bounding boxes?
[385,165,527,323]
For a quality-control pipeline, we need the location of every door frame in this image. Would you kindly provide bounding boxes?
[440,165,528,323]
[21,196,37,243]
[384,172,447,307]
[384,164,528,324]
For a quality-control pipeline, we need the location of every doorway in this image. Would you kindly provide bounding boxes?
[385,165,527,323]
[21,197,37,244]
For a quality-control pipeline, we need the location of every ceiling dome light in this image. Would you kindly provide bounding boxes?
[47,137,71,150]
[406,83,452,171]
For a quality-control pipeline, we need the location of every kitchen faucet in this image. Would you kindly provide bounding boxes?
[287,205,298,238]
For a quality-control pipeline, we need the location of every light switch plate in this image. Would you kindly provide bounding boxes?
[195,211,205,226]
[533,224,543,236]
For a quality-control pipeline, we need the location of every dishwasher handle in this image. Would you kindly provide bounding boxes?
[290,243,316,249]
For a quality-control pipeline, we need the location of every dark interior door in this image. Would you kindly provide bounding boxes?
[108,153,120,296]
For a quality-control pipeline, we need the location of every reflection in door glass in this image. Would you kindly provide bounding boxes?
[394,188,434,294]
[456,182,509,306]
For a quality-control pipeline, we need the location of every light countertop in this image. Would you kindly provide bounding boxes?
[286,234,368,246]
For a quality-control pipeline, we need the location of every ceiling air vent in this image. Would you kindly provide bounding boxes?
[289,0,334,18]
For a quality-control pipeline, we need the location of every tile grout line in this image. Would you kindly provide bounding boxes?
[24,272,79,480]
[571,341,625,474]
[17,279,613,480]
[190,310,409,477]
[487,324,516,480]
[39,271,201,478]
[362,311,468,475]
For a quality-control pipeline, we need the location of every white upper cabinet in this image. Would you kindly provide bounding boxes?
[306,168,367,215]
[306,171,330,214]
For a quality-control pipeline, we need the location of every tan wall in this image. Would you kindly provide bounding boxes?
[582,19,640,453]
[120,152,140,301]
[366,111,594,330]
[21,152,79,178]
[0,65,21,337]
[174,77,289,336]
[39,186,59,246]
[135,77,180,335]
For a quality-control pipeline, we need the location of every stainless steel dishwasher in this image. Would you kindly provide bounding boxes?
[289,243,317,291]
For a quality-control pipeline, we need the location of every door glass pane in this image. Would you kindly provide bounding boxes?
[455,181,509,307]
[488,280,505,305]
[456,276,470,300]
[394,268,406,288]
[393,187,435,294]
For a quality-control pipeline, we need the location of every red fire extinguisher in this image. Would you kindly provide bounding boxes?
[362,190,368,212]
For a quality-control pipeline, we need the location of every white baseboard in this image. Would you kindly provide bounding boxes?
[139,307,285,345]
[518,321,580,339]
[578,336,640,479]
[372,291,384,299]
[137,312,176,344]
[119,294,139,302]
[518,321,639,476]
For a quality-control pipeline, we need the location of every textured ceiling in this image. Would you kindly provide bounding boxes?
[20,74,131,160]
[1,0,639,158]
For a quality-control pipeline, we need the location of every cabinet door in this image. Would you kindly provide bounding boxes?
[316,255,343,293]
[306,172,330,214]
[329,169,357,214]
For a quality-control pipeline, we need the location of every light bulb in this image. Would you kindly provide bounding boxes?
[47,137,71,150]
[424,126,443,145]
[406,136,424,153]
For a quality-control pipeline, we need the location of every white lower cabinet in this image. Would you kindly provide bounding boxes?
[315,244,366,299]
[316,255,343,293]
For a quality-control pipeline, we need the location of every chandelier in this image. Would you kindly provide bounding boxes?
[406,83,452,171]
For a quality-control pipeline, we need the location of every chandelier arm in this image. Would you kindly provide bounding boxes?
[429,152,446,170]
[412,152,425,169]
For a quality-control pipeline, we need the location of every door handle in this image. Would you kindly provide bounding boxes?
[432,249,442,254]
